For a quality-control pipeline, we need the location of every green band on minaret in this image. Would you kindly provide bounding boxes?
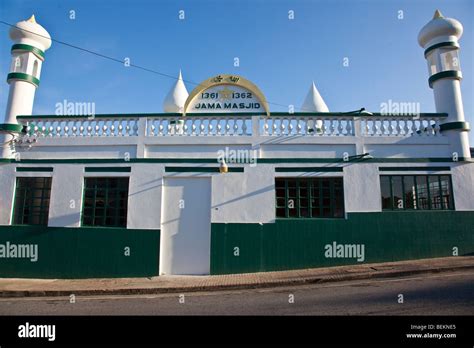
[11,44,45,60]
[440,121,470,132]
[428,70,462,88]
[0,123,24,133]
[7,72,40,87]
[424,41,459,57]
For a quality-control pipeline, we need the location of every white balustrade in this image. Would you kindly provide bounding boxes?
[20,116,140,138]
[360,116,444,137]
[18,114,446,138]
[260,116,354,136]
[146,116,253,136]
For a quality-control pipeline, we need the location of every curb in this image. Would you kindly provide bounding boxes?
[1,263,473,298]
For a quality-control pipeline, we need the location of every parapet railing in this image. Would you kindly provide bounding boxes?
[16,113,448,138]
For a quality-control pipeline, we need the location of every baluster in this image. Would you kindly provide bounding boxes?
[329,119,335,136]
[280,118,286,135]
[233,118,239,135]
[434,119,441,136]
[242,118,248,135]
[337,118,343,136]
[208,118,213,136]
[379,119,386,136]
[345,118,352,135]
[288,118,294,135]
[199,120,205,135]
[296,119,302,135]
[403,120,409,136]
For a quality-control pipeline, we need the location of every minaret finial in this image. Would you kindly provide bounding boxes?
[433,9,443,19]
[27,14,36,23]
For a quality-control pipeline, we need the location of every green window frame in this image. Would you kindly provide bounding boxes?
[276,177,344,219]
[12,177,52,226]
[380,174,454,211]
[81,177,129,228]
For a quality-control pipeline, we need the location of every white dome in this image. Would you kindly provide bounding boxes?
[9,15,52,52]
[163,70,189,113]
[418,10,463,48]
[301,81,329,112]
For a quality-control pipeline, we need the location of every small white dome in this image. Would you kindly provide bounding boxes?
[163,70,189,113]
[9,15,52,52]
[301,81,329,112]
[418,10,463,48]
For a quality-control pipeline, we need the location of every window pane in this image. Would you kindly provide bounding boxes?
[440,175,452,210]
[416,176,429,210]
[391,176,403,210]
[429,176,442,210]
[403,176,416,209]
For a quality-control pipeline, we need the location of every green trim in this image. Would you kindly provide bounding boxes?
[84,167,131,173]
[165,166,244,173]
[15,112,449,119]
[16,167,53,172]
[440,121,470,132]
[0,157,471,164]
[424,41,459,57]
[11,44,45,59]
[275,167,343,172]
[379,166,451,172]
[7,72,40,87]
[0,123,23,133]
[428,70,462,88]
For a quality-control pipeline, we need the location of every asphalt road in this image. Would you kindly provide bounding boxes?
[0,271,473,315]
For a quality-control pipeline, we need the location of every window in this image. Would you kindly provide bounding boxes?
[12,177,52,225]
[276,178,344,218]
[82,177,129,228]
[32,60,39,77]
[380,175,454,211]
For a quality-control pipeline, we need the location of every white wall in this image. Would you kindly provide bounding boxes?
[343,163,382,212]
[211,164,275,223]
[127,164,164,229]
[0,164,16,225]
[451,162,474,211]
[48,165,83,227]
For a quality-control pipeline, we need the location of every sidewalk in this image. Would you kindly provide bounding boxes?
[1,256,473,297]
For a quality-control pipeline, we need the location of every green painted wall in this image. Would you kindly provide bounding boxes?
[0,226,160,278]
[210,211,474,274]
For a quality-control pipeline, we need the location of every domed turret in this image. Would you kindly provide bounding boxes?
[418,10,463,48]
[163,70,189,113]
[9,15,52,52]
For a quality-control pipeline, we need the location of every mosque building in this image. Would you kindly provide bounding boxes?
[0,11,472,278]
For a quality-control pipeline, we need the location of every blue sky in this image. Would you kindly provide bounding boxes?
[0,0,473,143]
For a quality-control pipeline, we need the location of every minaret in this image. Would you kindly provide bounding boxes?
[418,10,471,159]
[1,15,52,158]
[163,70,189,113]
